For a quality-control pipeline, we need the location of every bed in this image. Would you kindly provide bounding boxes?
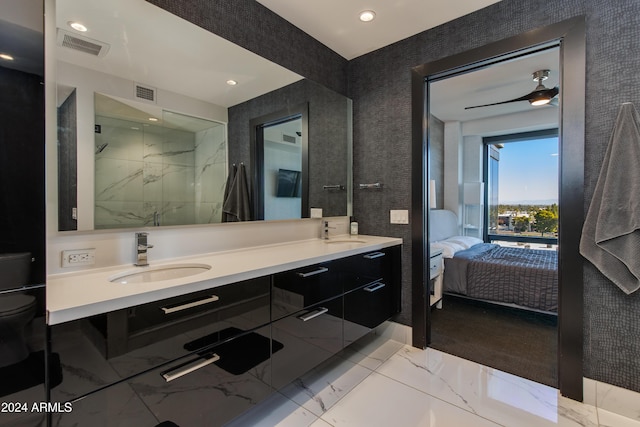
[430,209,558,313]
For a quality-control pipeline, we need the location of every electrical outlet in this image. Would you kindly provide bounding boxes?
[61,249,96,267]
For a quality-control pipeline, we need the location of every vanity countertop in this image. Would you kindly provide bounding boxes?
[47,235,402,325]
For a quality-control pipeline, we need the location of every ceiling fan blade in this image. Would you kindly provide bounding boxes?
[464,86,559,110]
[464,94,531,110]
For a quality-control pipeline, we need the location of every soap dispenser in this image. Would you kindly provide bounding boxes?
[350,217,358,235]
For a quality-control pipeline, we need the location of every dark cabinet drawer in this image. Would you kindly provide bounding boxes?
[344,280,397,346]
[127,276,270,334]
[52,326,274,427]
[50,278,271,401]
[342,247,397,292]
[272,262,341,319]
[98,276,270,359]
[271,298,343,390]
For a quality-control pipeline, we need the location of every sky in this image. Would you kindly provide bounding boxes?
[495,137,559,204]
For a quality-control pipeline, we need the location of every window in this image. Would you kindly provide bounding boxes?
[484,129,559,249]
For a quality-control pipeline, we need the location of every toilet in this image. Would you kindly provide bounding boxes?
[0,252,36,368]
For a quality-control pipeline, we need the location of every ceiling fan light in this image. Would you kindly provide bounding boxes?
[530,96,551,106]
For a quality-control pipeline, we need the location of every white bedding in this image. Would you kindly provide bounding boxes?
[431,236,483,258]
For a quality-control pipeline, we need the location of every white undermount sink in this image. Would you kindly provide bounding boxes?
[324,238,367,244]
[109,263,211,284]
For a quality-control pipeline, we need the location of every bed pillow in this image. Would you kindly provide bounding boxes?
[431,241,465,258]
[445,236,483,249]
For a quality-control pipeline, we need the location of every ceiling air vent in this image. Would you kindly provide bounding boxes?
[134,83,157,103]
[282,133,297,144]
[56,29,110,58]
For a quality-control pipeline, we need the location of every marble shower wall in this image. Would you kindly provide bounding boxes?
[195,124,228,224]
[94,116,226,228]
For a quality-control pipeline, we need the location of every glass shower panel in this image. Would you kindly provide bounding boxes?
[94,106,226,229]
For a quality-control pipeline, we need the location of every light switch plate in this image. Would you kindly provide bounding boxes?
[390,210,409,224]
[61,249,96,267]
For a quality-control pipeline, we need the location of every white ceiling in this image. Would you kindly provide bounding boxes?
[55,0,303,108]
[257,0,561,128]
[52,0,558,127]
[430,47,560,123]
[256,0,502,60]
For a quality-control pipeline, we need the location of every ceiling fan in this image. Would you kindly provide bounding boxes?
[464,69,559,110]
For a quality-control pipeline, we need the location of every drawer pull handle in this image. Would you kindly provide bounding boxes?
[298,307,329,322]
[161,295,219,314]
[364,282,386,293]
[161,353,220,382]
[363,252,385,259]
[297,267,329,278]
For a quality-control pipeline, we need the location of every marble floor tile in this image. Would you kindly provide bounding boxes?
[598,409,640,427]
[309,419,334,427]
[375,346,599,427]
[339,332,405,371]
[596,381,640,422]
[318,371,501,427]
[279,354,373,416]
[225,392,319,427]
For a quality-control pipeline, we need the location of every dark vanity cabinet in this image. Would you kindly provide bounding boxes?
[271,263,344,389]
[91,276,270,359]
[271,246,401,390]
[343,246,401,346]
[46,244,401,426]
[48,276,272,425]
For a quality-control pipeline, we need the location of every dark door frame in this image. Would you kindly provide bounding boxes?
[410,16,585,401]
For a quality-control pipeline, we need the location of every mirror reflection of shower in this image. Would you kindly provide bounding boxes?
[93,93,227,229]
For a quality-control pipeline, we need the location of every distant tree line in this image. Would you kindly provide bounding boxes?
[496,203,559,236]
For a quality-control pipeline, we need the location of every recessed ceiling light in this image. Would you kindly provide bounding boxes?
[68,21,88,32]
[226,79,238,86]
[359,10,376,22]
[148,117,159,122]
[0,53,15,61]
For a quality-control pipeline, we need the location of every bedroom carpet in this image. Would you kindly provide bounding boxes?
[429,295,558,387]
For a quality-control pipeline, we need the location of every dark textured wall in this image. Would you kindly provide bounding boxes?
[349,0,640,392]
[429,115,444,208]
[146,0,640,392]
[146,0,348,96]
[57,90,77,232]
[228,79,350,217]
[0,66,45,284]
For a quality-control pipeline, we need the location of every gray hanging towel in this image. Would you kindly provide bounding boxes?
[222,163,252,221]
[580,102,640,294]
[221,164,237,222]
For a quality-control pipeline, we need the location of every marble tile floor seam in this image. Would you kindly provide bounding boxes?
[226,334,640,427]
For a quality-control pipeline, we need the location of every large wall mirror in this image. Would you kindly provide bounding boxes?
[51,0,352,232]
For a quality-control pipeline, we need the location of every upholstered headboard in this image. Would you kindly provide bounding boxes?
[429,209,458,242]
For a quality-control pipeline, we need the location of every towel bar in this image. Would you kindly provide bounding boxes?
[359,183,383,189]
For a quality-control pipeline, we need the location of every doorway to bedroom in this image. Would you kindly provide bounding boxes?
[411,17,585,400]
[434,129,561,386]
[425,46,561,387]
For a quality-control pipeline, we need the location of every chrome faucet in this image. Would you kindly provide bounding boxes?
[135,232,154,266]
[323,221,336,240]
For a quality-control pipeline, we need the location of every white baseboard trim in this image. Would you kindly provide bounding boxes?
[374,321,411,345]
[584,377,640,422]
